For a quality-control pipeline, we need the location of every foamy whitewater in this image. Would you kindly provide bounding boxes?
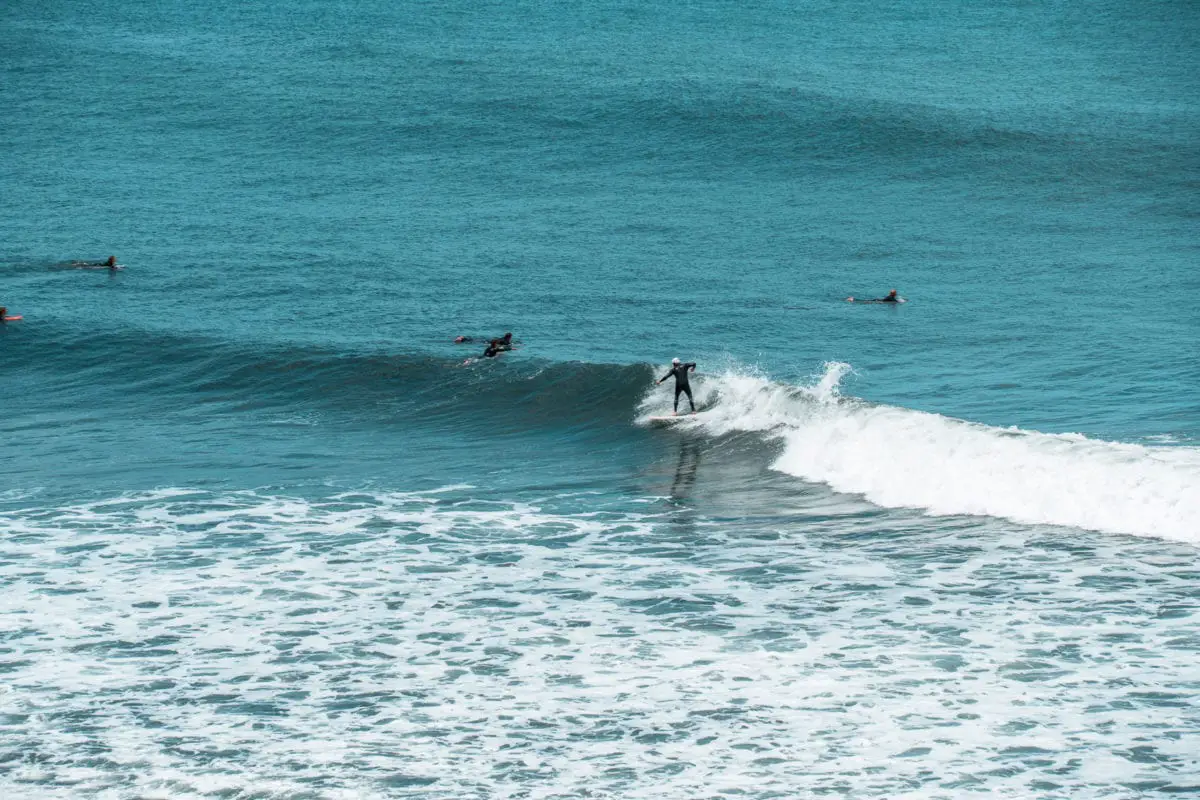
[2,486,1197,798]
[3,0,1199,797]
[640,365,1200,542]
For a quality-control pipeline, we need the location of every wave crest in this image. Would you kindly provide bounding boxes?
[642,362,1200,542]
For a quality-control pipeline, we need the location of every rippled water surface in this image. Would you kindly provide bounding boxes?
[3,0,1198,796]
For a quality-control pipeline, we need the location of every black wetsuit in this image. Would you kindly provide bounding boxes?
[482,337,513,358]
[660,363,697,412]
[877,295,899,303]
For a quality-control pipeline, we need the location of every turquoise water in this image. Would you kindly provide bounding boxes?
[3,1,1199,797]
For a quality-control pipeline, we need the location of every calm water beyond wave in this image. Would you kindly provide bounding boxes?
[2,0,1199,797]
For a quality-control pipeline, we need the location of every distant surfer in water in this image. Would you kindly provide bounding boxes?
[459,332,514,364]
[657,357,697,415]
[456,332,513,348]
[846,289,901,303]
[482,332,514,358]
[69,256,119,270]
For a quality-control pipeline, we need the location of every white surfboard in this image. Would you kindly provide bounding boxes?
[646,413,703,424]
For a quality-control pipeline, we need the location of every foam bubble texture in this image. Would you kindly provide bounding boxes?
[1,488,1197,798]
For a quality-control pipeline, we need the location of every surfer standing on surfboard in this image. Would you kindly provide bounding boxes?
[657,358,697,415]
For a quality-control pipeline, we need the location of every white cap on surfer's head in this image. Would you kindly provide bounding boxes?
[672,357,680,364]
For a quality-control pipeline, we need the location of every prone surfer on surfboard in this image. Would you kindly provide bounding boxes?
[656,357,697,415]
[68,256,120,270]
[455,332,514,353]
[482,332,514,358]
[459,332,515,364]
[846,289,901,303]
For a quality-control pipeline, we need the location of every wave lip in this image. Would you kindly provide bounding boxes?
[649,362,1200,543]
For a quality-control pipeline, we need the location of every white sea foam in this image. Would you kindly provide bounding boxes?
[640,362,1200,543]
[0,488,1196,798]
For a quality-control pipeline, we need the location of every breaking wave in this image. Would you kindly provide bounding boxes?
[639,362,1200,542]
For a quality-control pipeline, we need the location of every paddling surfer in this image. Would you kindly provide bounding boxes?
[482,332,513,358]
[846,289,901,303]
[68,256,119,270]
[657,357,697,415]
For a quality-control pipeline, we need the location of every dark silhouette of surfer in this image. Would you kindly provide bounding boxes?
[459,332,515,364]
[68,256,120,270]
[456,332,514,356]
[482,332,513,358]
[846,289,901,303]
[657,358,697,414]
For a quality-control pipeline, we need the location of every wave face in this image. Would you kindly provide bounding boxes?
[6,321,1197,540]
[8,322,1198,541]
[638,363,1200,542]
[8,325,655,427]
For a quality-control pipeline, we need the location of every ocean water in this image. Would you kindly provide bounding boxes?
[2,0,1199,797]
